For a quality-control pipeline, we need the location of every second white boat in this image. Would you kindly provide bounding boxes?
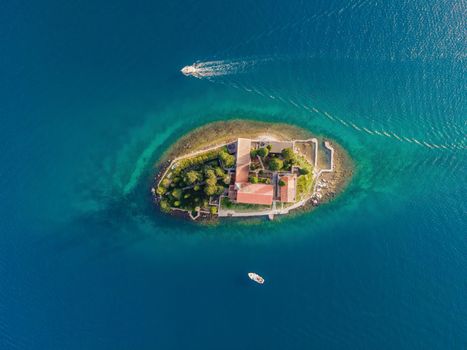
[248,272,265,284]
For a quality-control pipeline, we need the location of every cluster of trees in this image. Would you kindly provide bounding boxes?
[157,152,232,214]
[173,149,220,176]
[265,147,300,171]
[250,146,296,171]
[203,167,227,196]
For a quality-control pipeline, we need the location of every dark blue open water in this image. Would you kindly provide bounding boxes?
[1,0,466,349]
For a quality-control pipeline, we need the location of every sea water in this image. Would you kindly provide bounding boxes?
[0,0,465,349]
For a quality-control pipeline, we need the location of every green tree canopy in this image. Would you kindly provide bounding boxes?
[172,188,183,200]
[160,200,171,213]
[222,174,231,185]
[156,186,167,195]
[257,147,269,158]
[269,158,284,171]
[215,185,225,195]
[204,184,217,196]
[204,168,216,179]
[184,170,202,185]
[281,148,295,162]
[160,178,171,188]
[219,150,235,168]
[214,167,225,177]
[249,176,259,184]
[205,176,217,186]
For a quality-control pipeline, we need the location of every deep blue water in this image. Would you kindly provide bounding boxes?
[1,0,466,349]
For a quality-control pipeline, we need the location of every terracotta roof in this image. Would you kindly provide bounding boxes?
[236,183,273,205]
[280,175,297,203]
[235,138,251,183]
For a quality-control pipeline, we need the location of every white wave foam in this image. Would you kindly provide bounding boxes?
[186,56,465,151]
[181,59,260,78]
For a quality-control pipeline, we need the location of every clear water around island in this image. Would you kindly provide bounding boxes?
[1,0,465,349]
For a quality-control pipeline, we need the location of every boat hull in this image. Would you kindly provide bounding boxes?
[248,272,265,284]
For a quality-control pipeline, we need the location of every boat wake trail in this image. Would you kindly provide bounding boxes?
[181,59,265,79]
[181,55,465,151]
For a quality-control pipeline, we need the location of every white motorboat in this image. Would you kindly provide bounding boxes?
[248,272,265,284]
[181,64,201,77]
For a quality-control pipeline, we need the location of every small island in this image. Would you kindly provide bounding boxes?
[152,120,352,221]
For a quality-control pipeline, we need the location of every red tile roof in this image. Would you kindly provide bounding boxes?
[235,138,251,183]
[236,183,273,205]
[280,175,297,203]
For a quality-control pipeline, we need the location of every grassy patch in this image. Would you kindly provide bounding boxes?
[220,197,271,212]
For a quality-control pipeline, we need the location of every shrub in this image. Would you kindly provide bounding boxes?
[173,200,180,207]
[269,158,283,171]
[249,176,259,184]
[160,200,171,213]
[250,149,258,157]
[156,186,167,195]
[257,147,269,158]
[161,178,171,188]
[183,193,191,199]
[222,174,231,185]
[216,185,225,195]
[279,180,286,187]
[193,185,200,191]
[222,197,233,209]
[171,188,182,199]
[299,167,310,175]
[210,206,218,215]
[266,144,272,151]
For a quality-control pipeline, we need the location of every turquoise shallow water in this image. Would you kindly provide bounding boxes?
[1,0,466,349]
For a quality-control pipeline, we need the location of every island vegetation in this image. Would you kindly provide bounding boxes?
[155,146,233,215]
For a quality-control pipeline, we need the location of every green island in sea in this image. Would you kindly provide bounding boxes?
[152,120,353,221]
